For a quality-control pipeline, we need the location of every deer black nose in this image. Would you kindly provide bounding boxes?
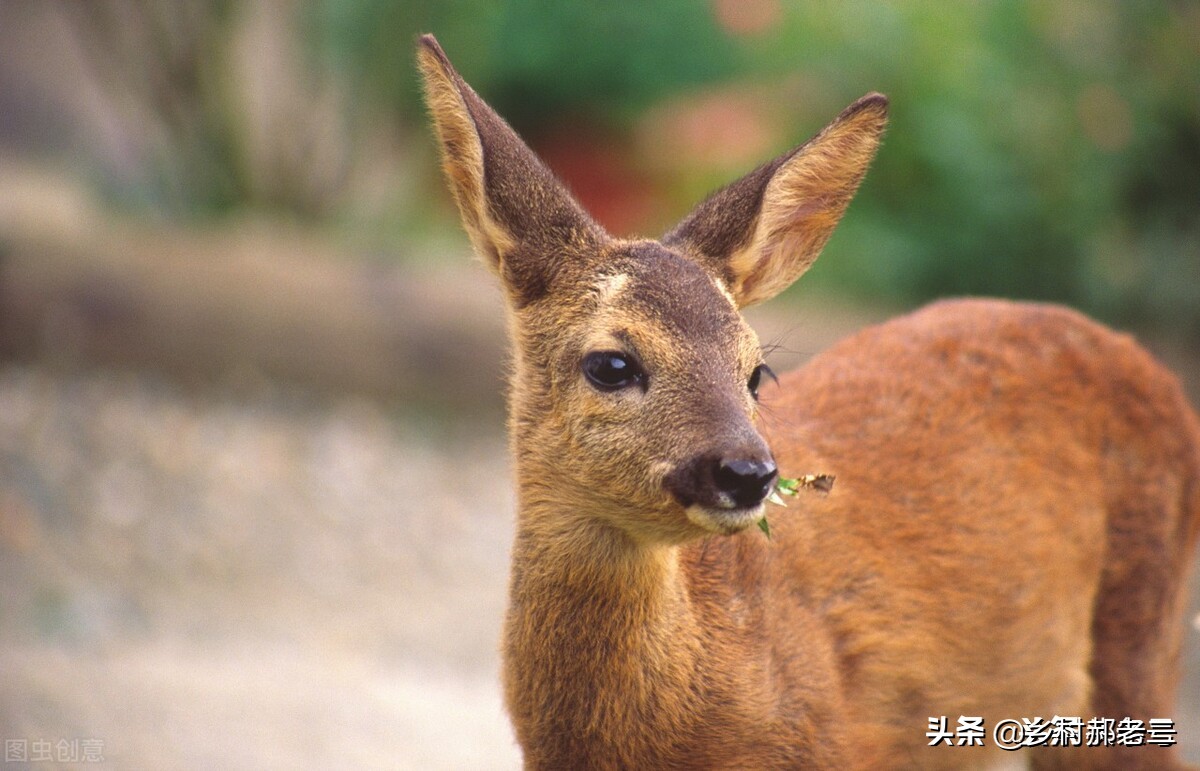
[714,458,778,508]
[664,448,778,512]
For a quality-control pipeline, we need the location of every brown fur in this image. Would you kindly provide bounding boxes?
[418,34,1200,769]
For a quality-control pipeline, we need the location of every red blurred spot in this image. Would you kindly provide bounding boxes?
[713,0,782,37]
[533,124,663,237]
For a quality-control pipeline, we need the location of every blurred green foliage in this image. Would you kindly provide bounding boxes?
[312,0,740,131]
[309,0,1198,337]
[61,2,1193,337]
[778,2,1200,339]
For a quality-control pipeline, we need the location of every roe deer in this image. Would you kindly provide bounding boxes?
[417,34,1200,769]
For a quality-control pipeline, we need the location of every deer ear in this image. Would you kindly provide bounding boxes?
[417,34,605,306]
[664,94,888,308]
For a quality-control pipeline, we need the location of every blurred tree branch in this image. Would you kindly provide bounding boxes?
[57,0,350,218]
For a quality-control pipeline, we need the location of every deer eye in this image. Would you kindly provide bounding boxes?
[582,351,645,392]
[748,363,775,400]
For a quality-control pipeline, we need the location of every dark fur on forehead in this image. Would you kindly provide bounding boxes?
[610,242,743,342]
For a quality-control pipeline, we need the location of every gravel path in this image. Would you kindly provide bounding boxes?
[0,364,520,769]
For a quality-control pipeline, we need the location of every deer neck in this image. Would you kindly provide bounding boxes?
[502,486,712,764]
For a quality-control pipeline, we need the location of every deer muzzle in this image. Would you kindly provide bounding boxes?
[665,446,778,513]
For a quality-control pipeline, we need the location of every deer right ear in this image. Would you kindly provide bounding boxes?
[417,34,604,306]
[664,94,888,308]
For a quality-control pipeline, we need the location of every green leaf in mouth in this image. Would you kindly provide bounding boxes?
[759,474,836,538]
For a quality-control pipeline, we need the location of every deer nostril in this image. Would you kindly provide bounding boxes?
[714,458,778,508]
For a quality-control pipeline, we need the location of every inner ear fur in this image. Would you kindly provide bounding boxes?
[665,93,888,308]
[417,34,605,306]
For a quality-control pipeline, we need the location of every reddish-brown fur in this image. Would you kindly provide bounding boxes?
[418,34,1200,769]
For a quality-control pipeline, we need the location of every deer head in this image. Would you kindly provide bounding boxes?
[418,34,887,544]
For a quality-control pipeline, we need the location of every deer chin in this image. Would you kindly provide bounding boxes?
[685,502,765,535]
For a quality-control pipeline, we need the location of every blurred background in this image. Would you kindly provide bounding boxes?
[0,1,1196,768]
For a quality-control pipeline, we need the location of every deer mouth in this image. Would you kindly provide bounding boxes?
[685,502,766,535]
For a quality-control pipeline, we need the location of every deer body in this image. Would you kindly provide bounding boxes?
[418,35,1200,769]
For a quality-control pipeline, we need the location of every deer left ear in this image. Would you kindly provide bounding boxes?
[664,94,888,308]
[417,34,606,307]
